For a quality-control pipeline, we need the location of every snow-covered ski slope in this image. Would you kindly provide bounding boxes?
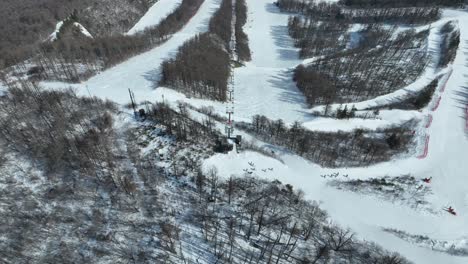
[39,0,468,262]
[43,0,220,103]
[204,7,468,264]
[127,0,183,35]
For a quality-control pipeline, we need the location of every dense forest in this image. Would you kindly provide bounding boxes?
[160,34,230,101]
[276,0,437,106]
[277,0,440,24]
[294,27,429,105]
[237,115,415,167]
[339,0,464,7]
[365,79,439,111]
[0,0,155,69]
[160,0,253,101]
[4,0,205,83]
[160,0,235,101]
[438,22,460,68]
[0,86,410,263]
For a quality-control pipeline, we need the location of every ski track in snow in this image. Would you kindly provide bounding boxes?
[39,0,468,262]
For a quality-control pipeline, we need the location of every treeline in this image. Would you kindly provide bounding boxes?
[277,0,440,24]
[344,7,440,24]
[0,86,410,263]
[17,0,204,82]
[160,34,230,101]
[0,0,153,69]
[439,22,460,68]
[294,27,429,105]
[78,0,155,36]
[147,101,231,153]
[236,0,251,61]
[288,16,349,58]
[366,79,439,111]
[208,0,233,48]
[0,0,88,68]
[238,115,414,167]
[133,105,410,263]
[0,83,117,175]
[339,0,463,7]
[188,171,410,263]
[160,0,234,101]
[330,175,431,210]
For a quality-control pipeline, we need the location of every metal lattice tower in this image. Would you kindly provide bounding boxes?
[225,74,235,138]
[225,0,237,139]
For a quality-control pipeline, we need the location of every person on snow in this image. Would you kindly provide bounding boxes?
[447,206,456,215]
[422,177,432,183]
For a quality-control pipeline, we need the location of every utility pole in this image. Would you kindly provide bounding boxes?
[128,88,137,118]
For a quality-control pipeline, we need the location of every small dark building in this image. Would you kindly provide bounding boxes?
[138,109,146,120]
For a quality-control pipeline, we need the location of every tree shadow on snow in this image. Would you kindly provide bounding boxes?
[452,83,468,125]
[452,66,468,136]
[270,25,300,62]
[195,2,222,32]
[141,43,182,89]
[265,2,282,14]
[266,69,315,121]
[142,67,163,89]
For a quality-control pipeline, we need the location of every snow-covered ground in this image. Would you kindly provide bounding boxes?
[127,0,183,35]
[37,0,468,262]
[302,109,421,132]
[204,7,468,264]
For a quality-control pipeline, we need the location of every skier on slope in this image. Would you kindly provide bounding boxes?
[446,206,457,215]
[422,177,432,183]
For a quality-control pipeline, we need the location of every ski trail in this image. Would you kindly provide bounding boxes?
[232,0,310,123]
[42,0,221,105]
[425,13,468,227]
[203,9,468,261]
[127,0,183,35]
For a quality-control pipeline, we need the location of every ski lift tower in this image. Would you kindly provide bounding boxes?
[225,0,237,140]
[225,74,235,138]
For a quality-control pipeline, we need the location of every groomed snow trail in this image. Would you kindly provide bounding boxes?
[150,0,312,123]
[42,0,220,104]
[232,1,309,123]
[127,0,183,35]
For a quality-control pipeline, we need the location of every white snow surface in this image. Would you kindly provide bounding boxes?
[38,1,468,262]
[127,0,183,35]
[302,109,421,132]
